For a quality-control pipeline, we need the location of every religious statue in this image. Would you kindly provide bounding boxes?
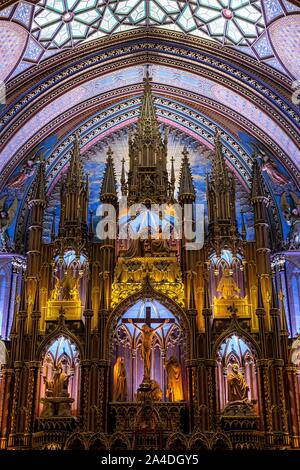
[165,356,184,402]
[217,269,240,300]
[43,362,70,398]
[0,197,18,251]
[50,274,61,300]
[129,318,169,381]
[280,191,300,249]
[150,380,162,401]
[150,227,170,255]
[52,362,70,397]
[113,356,128,402]
[227,364,249,402]
[61,267,81,301]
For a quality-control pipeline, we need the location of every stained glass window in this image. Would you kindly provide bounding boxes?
[29,0,265,48]
[2,1,298,78]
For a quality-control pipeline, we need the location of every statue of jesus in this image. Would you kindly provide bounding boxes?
[129,318,169,381]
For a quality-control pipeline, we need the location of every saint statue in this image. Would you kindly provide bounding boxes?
[52,362,70,397]
[113,356,128,402]
[227,364,249,402]
[150,227,170,255]
[129,318,169,381]
[165,356,184,401]
[217,269,240,300]
[61,267,81,301]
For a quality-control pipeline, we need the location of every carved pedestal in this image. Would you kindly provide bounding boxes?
[41,397,74,418]
[220,400,263,449]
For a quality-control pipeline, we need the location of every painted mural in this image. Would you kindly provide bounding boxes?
[0,134,57,251]
[239,131,300,246]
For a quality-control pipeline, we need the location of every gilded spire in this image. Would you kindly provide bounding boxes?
[120,158,127,196]
[66,132,84,188]
[31,158,46,203]
[241,211,247,240]
[136,71,160,140]
[213,130,228,177]
[178,148,195,201]
[251,157,266,200]
[100,147,118,202]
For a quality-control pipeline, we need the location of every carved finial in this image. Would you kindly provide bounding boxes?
[178,148,195,200]
[100,147,118,203]
[241,211,247,240]
[251,156,266,200]
[121,157,127,196]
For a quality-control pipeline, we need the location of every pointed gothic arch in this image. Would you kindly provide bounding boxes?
[106,283,192,363]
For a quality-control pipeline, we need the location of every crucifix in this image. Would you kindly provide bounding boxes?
[122,306,175,382]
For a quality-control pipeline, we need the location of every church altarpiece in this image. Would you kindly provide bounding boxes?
[0,74,300,452]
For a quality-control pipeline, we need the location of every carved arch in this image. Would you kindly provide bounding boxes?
[105,283,192,362]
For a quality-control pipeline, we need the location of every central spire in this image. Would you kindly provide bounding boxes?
[123,71,175,205]
[136,71,161,144]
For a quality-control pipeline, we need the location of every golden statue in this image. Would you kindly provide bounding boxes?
[52,362,70,397]
[217,269,240,299]
[113,356,128,401]
[150,227,170,255]
[129,318,169,381]
[227,364,249,402]
[165,356,184,401]
[61,268,80,301]
[150,379,162,401]
[50,275,61,300]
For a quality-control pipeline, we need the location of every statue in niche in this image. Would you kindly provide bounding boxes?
[227,364,249,402]
[113,357,128,402]
[41,362,74,417]
[44,362,71,398]
[61,267,80,301]
[217,269,240,300]
[280,191,300,249]
[150,226,170,255]
[0,197,18,251]
[52,362,71,397]
[129,318,169,381]
[165,356,184,402]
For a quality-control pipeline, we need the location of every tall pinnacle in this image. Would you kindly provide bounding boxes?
[32,158,46,202]
[178,148,195,201]
[66,132,84,187]
[211,130,233,190]
[137,71,160,140]
[251,157,266,200]
[100,147,118,202]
